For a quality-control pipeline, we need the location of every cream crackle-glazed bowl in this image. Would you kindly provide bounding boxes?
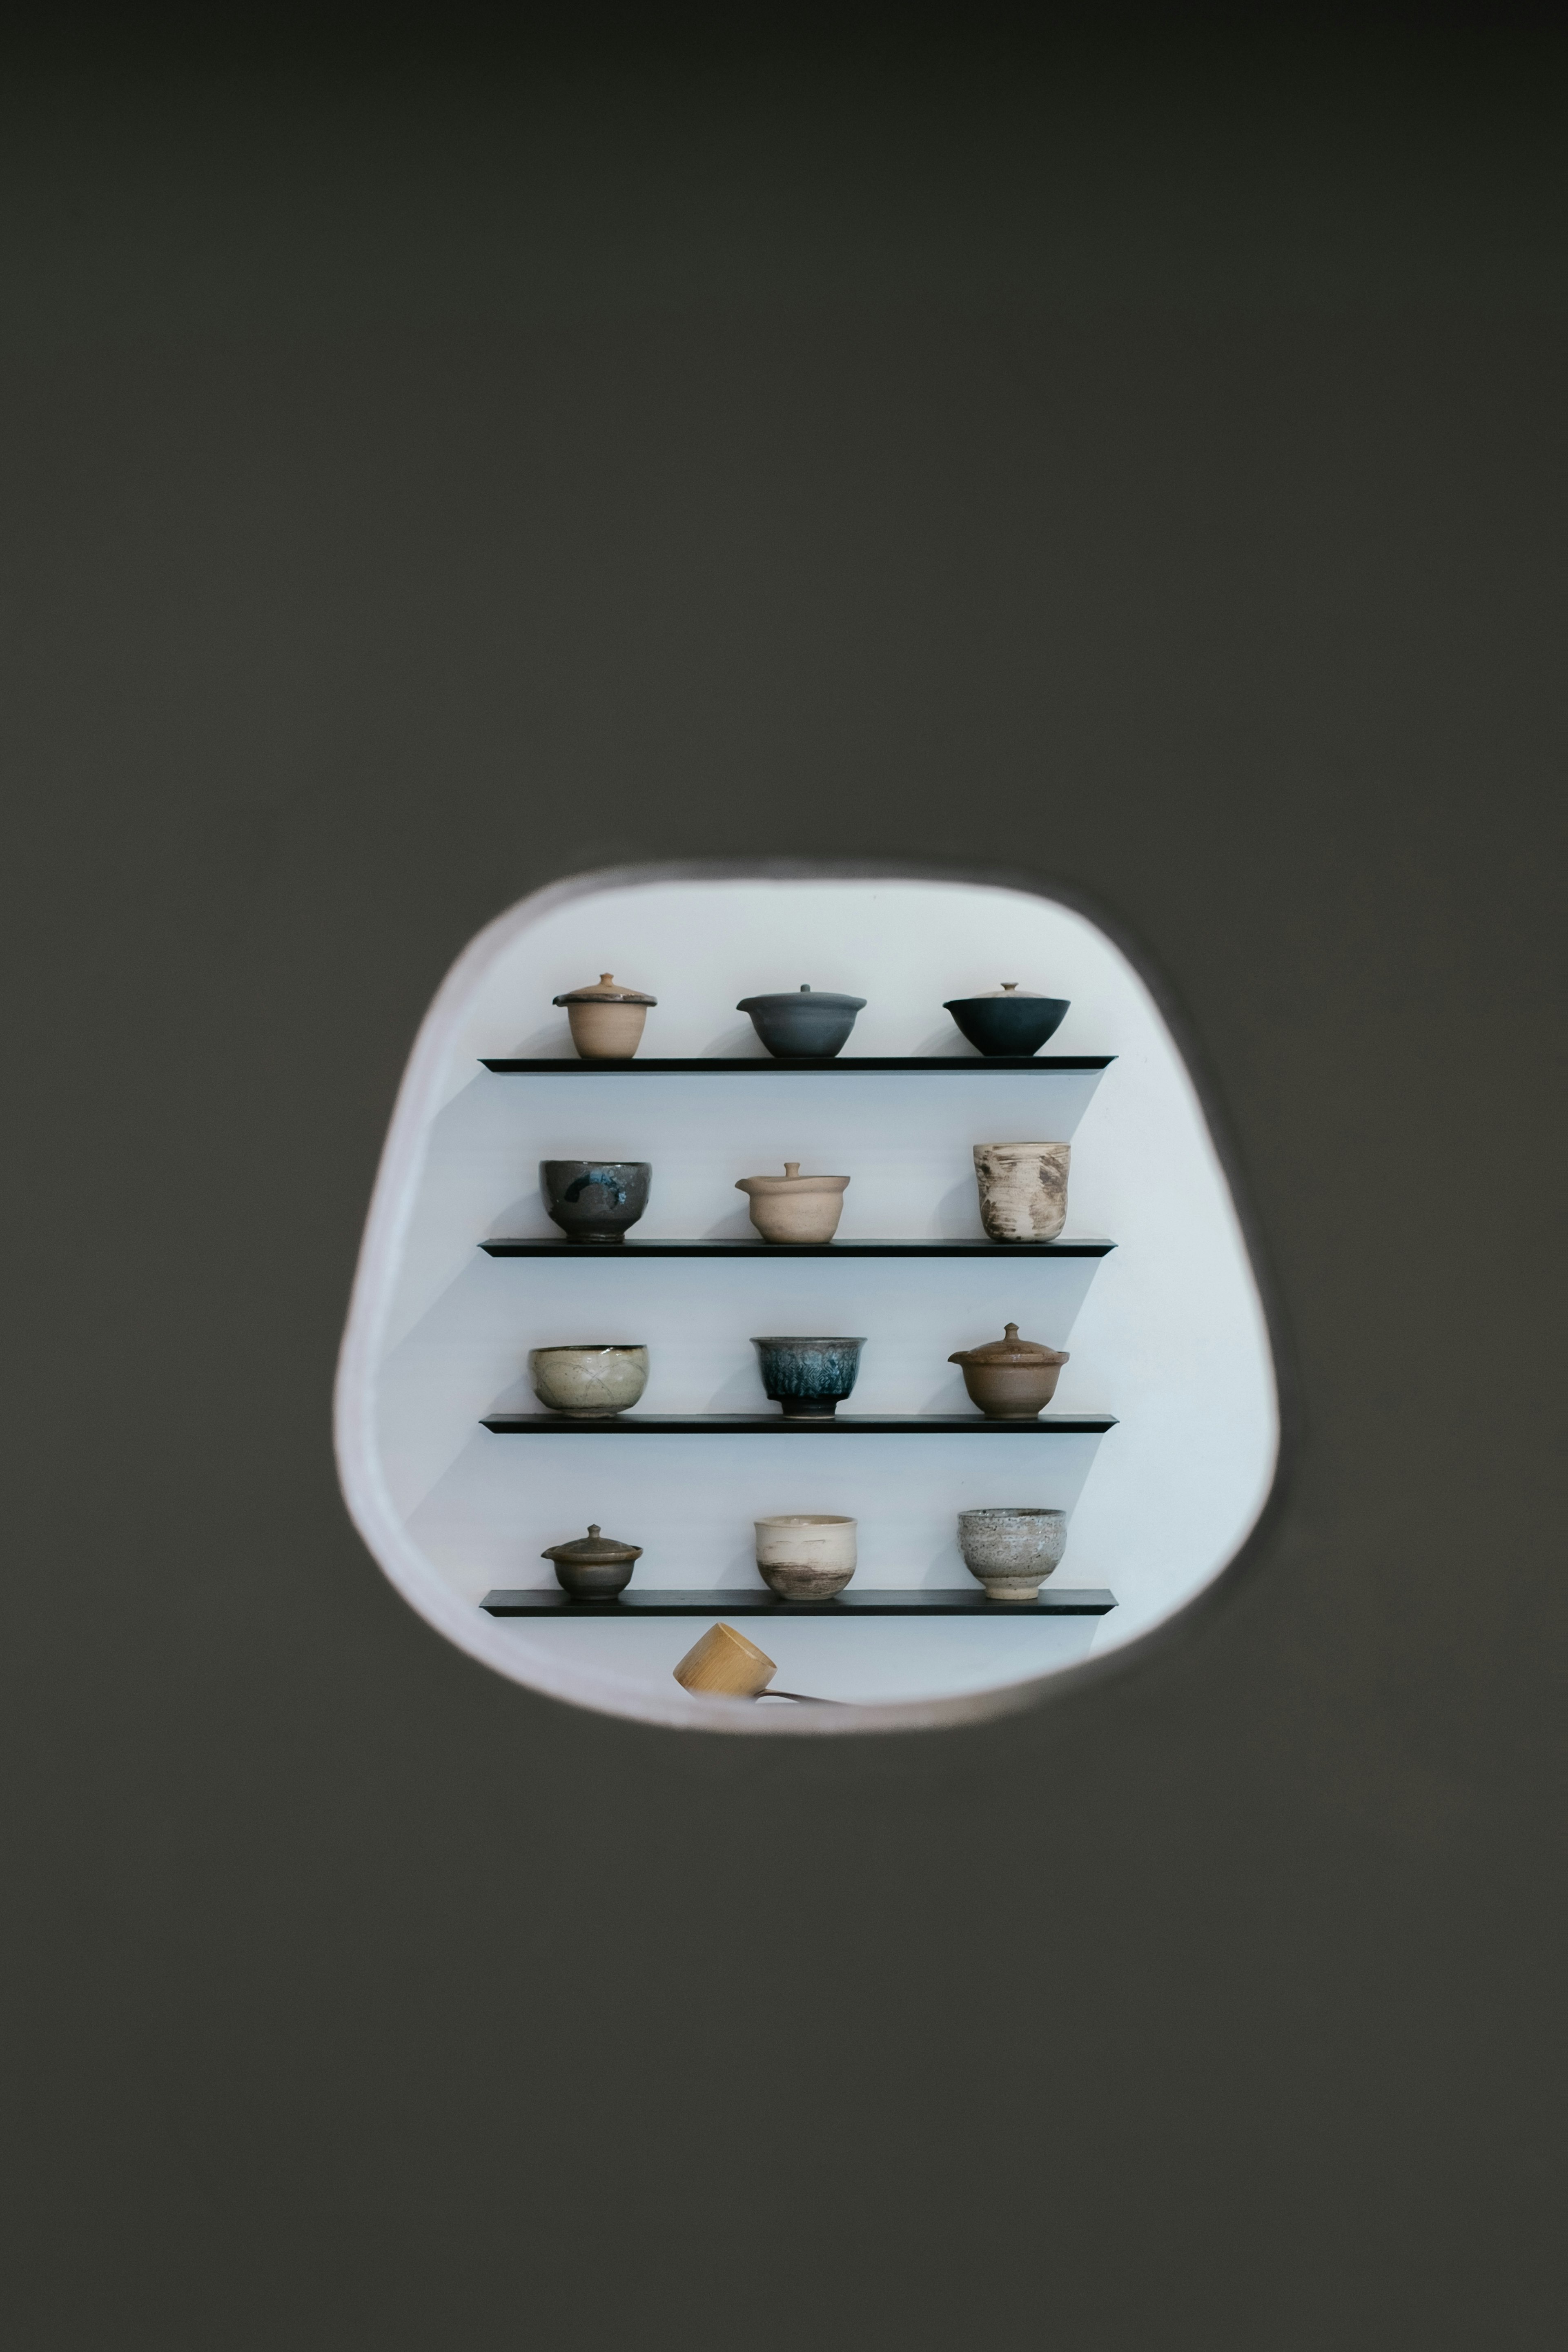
[528,1344,649,1416]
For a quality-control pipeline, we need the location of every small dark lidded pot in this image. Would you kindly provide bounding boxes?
[540,1160,651,1244]
[943,983,1070,1058]
[541,1524,643,1601]
[551,973,657,1061]
[752,1335,866,1418]
[736,985,867,1059]
[948,1323,1069,1419]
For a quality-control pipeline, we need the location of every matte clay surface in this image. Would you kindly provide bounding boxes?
[735,1163,851,1243]
[2,19,1565,2352]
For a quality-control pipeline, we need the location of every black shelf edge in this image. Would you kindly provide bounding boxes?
[480,1586,1117,1617]
[480,1055,1115,1073]
[481,1413,1118,1435]
[479,1237,1117,1258]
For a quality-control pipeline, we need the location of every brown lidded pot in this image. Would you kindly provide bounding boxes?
[948,1323,1069,1420]
[540,1523,643,1601]
[551,973,657,1061]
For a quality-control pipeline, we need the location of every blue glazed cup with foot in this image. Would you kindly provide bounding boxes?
[751,1335,866,1418]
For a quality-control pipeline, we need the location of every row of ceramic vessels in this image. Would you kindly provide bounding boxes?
[553,974,1073,1060]
[531,1323,1067,1420]
[543,1508,1069,1603]
[539,1144,1072,1245]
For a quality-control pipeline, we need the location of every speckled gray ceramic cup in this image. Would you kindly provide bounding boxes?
[957,1507,1067,1600]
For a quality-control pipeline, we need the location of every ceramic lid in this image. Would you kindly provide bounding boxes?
[552,973,657,1004]
[944,982,1052,1001]
[948,1322,1069,1367]
[540,1523,644,1564]
[736,985,868,1010]
[737,1162,849,1186]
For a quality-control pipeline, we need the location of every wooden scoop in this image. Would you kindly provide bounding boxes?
[672,1624,844,1704]
[674,1622,777,1697]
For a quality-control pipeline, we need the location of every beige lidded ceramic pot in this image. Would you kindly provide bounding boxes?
[972,1140,1071,1242]
[551,973,657,1060]
[528,1344,649,1416]
[948,1323,1069,1418]
[734,1162,851,1244]
[754,1514,857,1599]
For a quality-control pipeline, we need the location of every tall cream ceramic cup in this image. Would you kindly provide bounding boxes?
[972,1141,1071,1242]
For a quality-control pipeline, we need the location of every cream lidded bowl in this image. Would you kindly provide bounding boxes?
[735,1162,851,1244]
[528,1344,649,1417]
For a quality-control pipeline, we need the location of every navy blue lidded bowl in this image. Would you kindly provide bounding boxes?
[751,1335,866,1418]
[943,984,1070,1058]
[737,985,867,1059]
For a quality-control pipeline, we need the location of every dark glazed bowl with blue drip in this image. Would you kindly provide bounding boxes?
[751,1335,866,1418]
[540,1160,651,1244]
[943,983,1070,1058]
[736,985,867,1059]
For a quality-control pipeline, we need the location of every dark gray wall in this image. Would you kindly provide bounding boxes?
[3,20,1564,2348]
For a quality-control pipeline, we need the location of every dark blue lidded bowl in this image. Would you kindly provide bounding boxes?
[737,985,867,1059]
[751,1335,866,1418]
[943,984,1070,1058]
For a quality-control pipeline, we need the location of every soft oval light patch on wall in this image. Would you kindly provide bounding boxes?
[334,866,1281,1733]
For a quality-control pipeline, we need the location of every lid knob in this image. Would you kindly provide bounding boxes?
[784,1162,800,1178]
[1003,1323,1019,1342]
[599,975,613,985]
[1001,982,1018,992]
[587,1524,600,1537]
[800,983,811,992]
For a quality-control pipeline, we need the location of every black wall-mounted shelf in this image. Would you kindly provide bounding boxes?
[480,1586,1116,1616]
[481,1056,1114,1074]
[479,1236,1116,1258]
[481,1412,1117,1435]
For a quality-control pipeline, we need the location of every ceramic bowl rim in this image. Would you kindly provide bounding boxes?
[958,1506,1067,1521]
[751,1334,867,1347]
[755,1513,857,1528]
[735,991,868,1012]
[539,1158,652,1174]
[972,1141,1071,1155]
[530,1343,649,1356]
[943,992,1070,1011]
